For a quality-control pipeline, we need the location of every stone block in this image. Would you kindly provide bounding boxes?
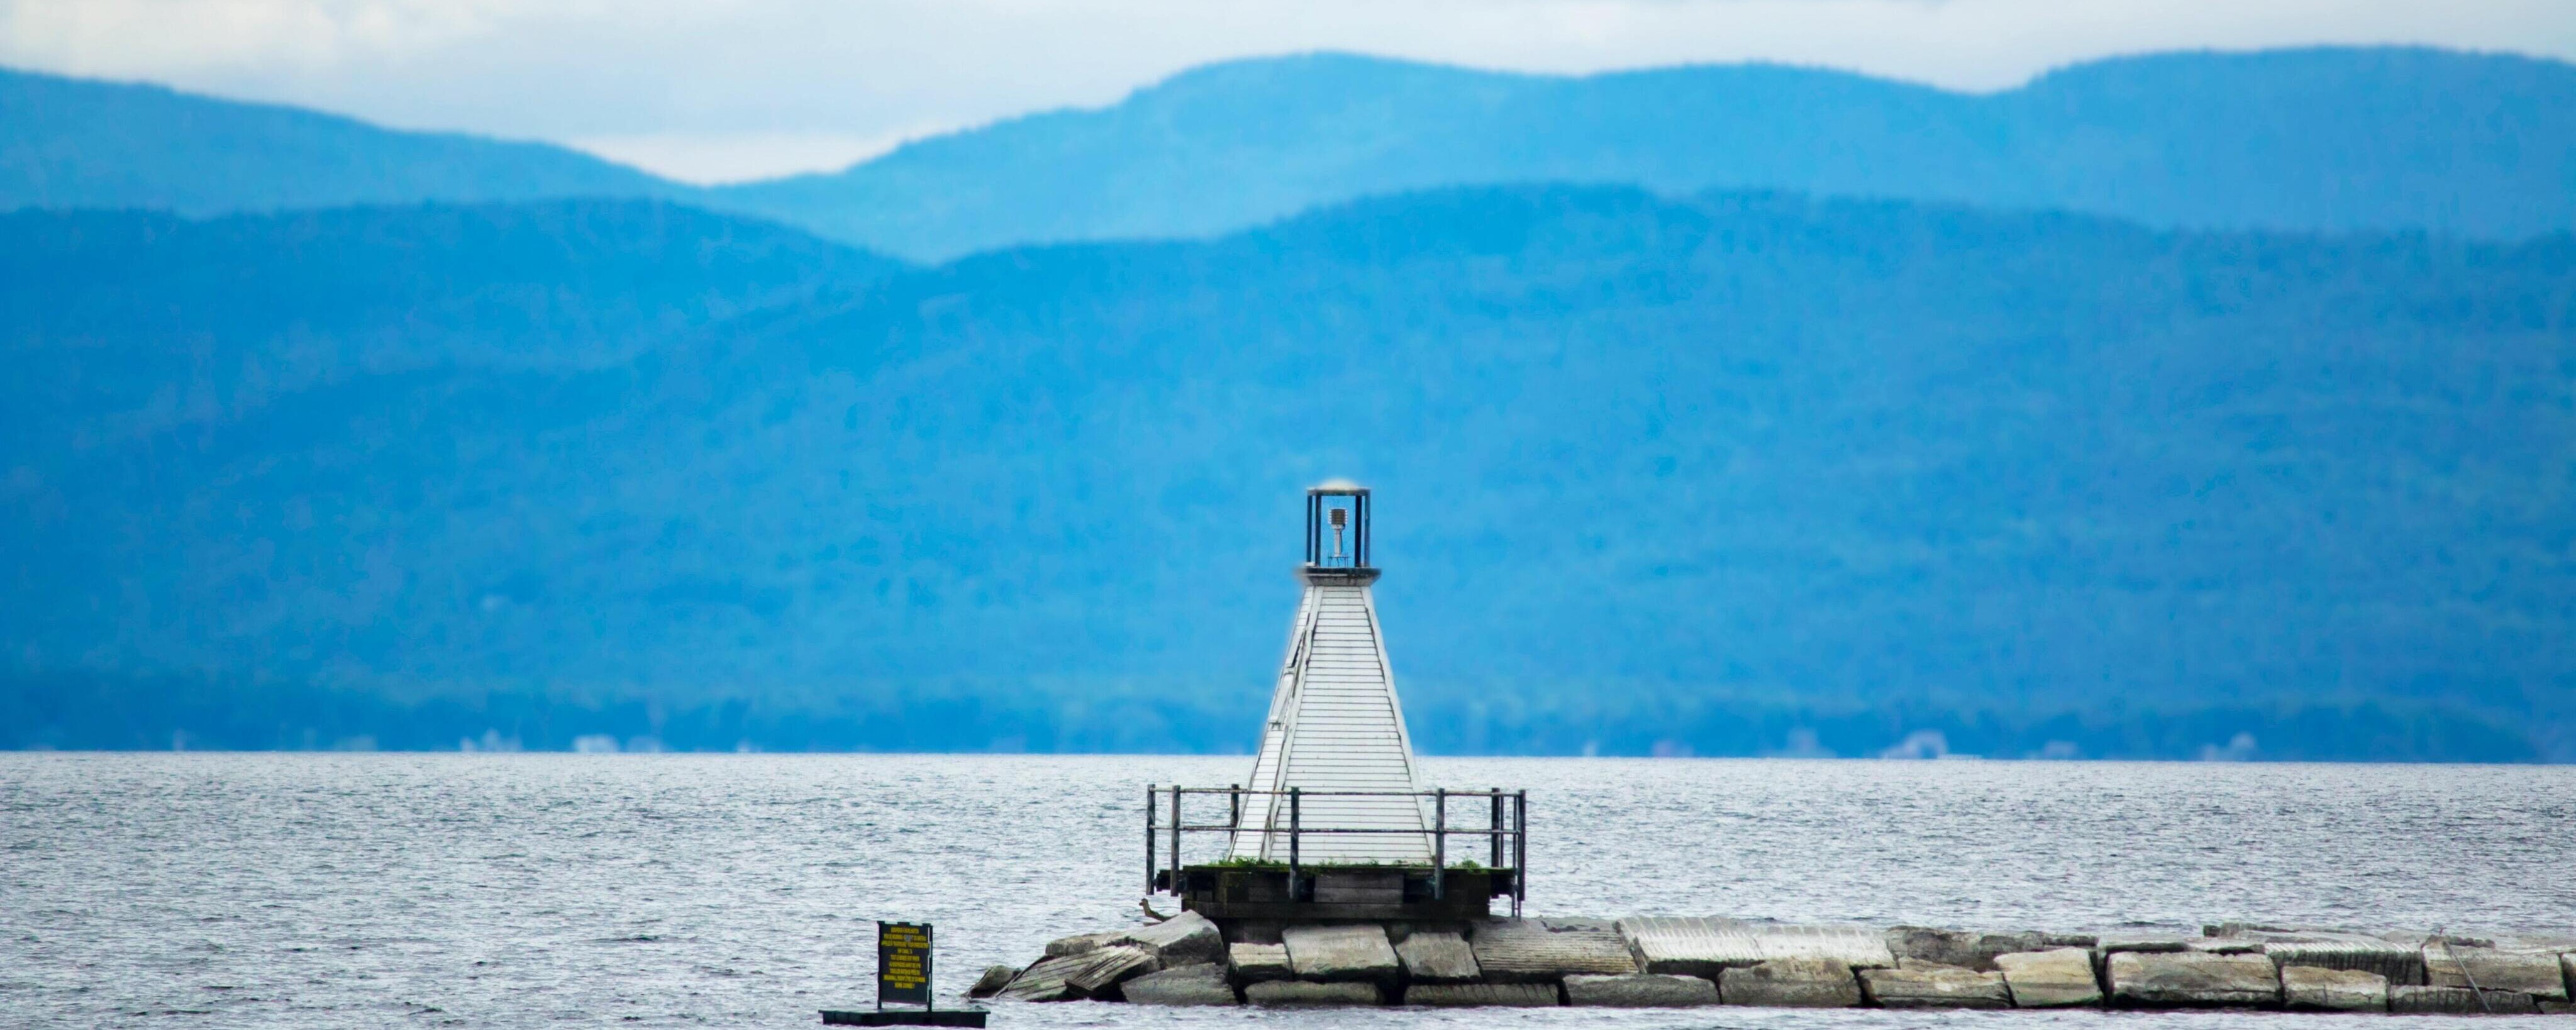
[2184,938,2263,955]
[1471,918,1638,982]
[1244,980,1382,1007]
[1887,927,2046,972]
[1616,916,1894,978]
[2388,985,2477,1014]
[1719,958,1863,1007]
[2262,934,2425,985]
[2541,1000,2576,1016]
[1228,942,1292,983]
[1394,929,1480,983]
[997,956,1082,1002]
[2477,991,2545,1014]
[2389,985,2540,1014]
[2106,951,2280,1008]
[2282,966,2389,1011]
[965,964,1017,999]
[1996,948,2103,1008]
[2392,932,2494,949]
[1404,983,1562,1007]
[2488,991,2548,1014]
[2425,946,2569,999]
[1043,931,1119,958]
[1121,963,1238,1006]
[1059,944,1158,997]
[2095,931,2194,954]
[1111,911,1224,967]
[1860,965,2012,1008]
[1282,923,1401,984]
[1564,973,1721,1007]
[1223,920,1284,944]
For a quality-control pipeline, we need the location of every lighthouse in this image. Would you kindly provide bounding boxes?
[1230,480,1434,863]
[1144,482,1524,922]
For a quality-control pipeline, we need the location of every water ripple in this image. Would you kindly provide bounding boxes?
[1,753,2568,1029]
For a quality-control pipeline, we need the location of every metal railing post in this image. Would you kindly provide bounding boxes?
[1287,787,1302,902]
[1514,790,1528,916]
[1143,784,1523,911]
[1432,787,1446,900]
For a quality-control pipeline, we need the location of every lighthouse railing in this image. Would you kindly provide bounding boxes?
[1144,785,1528,916]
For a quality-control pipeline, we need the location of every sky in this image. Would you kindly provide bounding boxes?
[4,0,2574,184]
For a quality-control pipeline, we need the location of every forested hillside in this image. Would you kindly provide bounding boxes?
[5,189,2569,759]
[713,47,2576,257]
[9,48,2573,262]
[0,68,677,213]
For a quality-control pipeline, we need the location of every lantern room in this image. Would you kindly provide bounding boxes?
[1304,480,1372,576]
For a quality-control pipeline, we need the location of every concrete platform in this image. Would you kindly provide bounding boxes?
[1996,948,2103,1007]
[2425,946,2569,1000]
[2107,951,2281,1008]
[1618,916,1897,977]
[1227,942,1292,983]
[1720,958,1863,1007]
[1889,928,2048,971]
[1110,911,1224,967]
[1470,917,1637,982]
[2390,985,2541,1014]
[1245,980,1382,1007]
[2262,934,2425,985]
[1121,964,1238,1006]
[1392,929,1480,983]
[2282,966,2389,1012]
[1860,964,2012,1008]
[1281,924,1399,984]
[1564,973,1721,1007]
[1404,983,1561,1007]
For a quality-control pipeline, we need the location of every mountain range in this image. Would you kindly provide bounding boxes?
[7,47,2574,260]
[0,66,677,214]
[5,189,2569,759]
[7,44,2572,758]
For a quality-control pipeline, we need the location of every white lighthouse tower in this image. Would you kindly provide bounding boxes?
[1228,480,1436,864]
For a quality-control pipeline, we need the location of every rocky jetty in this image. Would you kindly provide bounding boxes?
[968,912,2576,1012]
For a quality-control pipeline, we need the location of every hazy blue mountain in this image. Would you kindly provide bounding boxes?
[4,190,2570,760]
[713,47,2576,258]
[11,48,2572,263]
[0,200,902,466]
[0,66,681,213]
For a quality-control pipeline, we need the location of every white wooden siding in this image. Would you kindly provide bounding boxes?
[1229,582,1433,863]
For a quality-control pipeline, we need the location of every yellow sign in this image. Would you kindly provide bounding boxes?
[877,921,933,1005]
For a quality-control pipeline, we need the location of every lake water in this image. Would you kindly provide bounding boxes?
[3,753,2570,1028]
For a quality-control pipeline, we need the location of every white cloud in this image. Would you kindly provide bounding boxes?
[4,0,2572,182]
[565,129,928,184]
[0,0,516,72]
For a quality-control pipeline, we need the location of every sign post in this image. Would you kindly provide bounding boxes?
[822,921,985,1027]
[877,921,933,1011]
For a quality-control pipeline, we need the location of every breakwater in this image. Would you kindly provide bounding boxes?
[972,916,2576,1014]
